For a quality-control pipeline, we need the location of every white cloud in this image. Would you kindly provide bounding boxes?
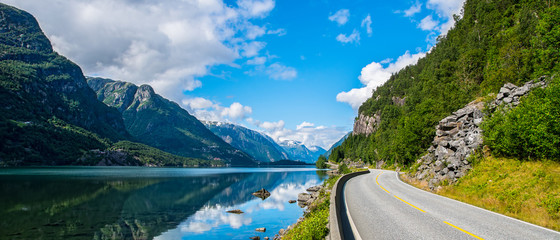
[240,41,266,57]
[328,9,350,26]
[182,97,214,109]
[337,51,426,109]
[418,15,439,31]
[182,97,253,122]
[267,28,287,36]
[237,0,275,18]
[221,102,253,120]
[246,56,267,65]
[266,63,297,80]
[296,121,315,130]
[3,0,277,102]
[336,29,360,44]
[361,15,372,37]
[404,2,422,17]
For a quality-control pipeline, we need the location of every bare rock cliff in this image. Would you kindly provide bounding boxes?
[353,113,380,136]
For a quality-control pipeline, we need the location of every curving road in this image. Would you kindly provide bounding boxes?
[342,169,560,240]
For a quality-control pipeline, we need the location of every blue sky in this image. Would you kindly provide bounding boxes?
[2,0,464,149]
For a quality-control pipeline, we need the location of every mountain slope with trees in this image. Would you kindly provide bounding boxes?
[88,77,256,166]
[204,121,289,162]
[331,0,560,166]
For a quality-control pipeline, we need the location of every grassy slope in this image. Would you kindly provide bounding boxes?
[439,156,560,231]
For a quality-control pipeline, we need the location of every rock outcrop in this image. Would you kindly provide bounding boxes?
[353,113,380,136]
[413,78,547,189]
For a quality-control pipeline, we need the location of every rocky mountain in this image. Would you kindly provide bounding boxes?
[278,140,326,163]
[0,3,130,165]
[204,121,289,162]
[87,77,256,166]
[323,132,351,158]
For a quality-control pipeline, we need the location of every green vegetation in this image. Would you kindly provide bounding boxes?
[436,156,560,231]
[331,0,560,167]
[283,190,330,240]
[338,163,351,175]
[482,78,560,160]
[88,78,256,166]
[108,141,224,167]
[316,155,328,169]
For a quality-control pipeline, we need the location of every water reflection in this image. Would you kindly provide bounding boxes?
[156,171,321,240]
[0,167,324,240]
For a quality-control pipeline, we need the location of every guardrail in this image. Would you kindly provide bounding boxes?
[329,169,370,240]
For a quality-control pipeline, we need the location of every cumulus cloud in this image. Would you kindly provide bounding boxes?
[403,1,422,17]
[361,15,372,37]
[337,51,426,109]
[3,0,278,102]
[418,15,439,31]
[221,102,253,120]
[183,97,253,122]
[336,29,360,44]
[265,63,297,80]
[328,9,350,26]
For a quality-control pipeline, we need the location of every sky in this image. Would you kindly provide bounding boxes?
[2,0,465,149]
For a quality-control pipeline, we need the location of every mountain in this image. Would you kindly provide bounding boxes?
[87,77,256,166]
[331,0,560,166]
[278,140,326,163]
[323,132,351,158]
[204,121,289,162]
[0,3,131,165]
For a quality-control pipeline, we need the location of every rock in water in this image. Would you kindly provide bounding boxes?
[249,237,260,240]
[288,200,296,203]
[252,188,271,200]
[226,209,244,214]
[256,227,266,232]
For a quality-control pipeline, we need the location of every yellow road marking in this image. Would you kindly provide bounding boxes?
[394,195,426,213]
[444,221,485,240]
[375,173,390,193]
[376,171,425,213]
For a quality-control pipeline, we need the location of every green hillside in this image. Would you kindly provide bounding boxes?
[331,0,560,166]
[87,77,257,166]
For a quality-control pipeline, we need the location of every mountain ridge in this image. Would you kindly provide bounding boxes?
[87,77,256,166]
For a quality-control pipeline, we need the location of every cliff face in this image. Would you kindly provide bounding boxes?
[0,3,130,165]
[87,77,256,166]
[353,113,380,136]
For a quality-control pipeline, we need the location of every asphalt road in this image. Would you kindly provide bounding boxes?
[342,169,560,240]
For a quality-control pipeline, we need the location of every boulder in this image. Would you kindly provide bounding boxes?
[298,193,311,202]
[227,209,244,214]
[252,188,271,200]
[256,228,266,232]
[288,200,296,203]
[307,185,323,192]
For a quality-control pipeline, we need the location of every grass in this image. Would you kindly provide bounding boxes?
[406,156,560,231]
[283,191,330,240]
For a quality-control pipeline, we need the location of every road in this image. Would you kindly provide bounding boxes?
[342,169,560,240]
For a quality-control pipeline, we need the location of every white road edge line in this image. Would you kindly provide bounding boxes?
[393,171,560,235]
[344,180,363,240]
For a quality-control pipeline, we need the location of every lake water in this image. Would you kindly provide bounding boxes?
[0,167,327,239]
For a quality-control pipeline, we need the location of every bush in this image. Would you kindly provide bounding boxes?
[316,155,328,169]
[338,163,351,175]
[482,78,560,160]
